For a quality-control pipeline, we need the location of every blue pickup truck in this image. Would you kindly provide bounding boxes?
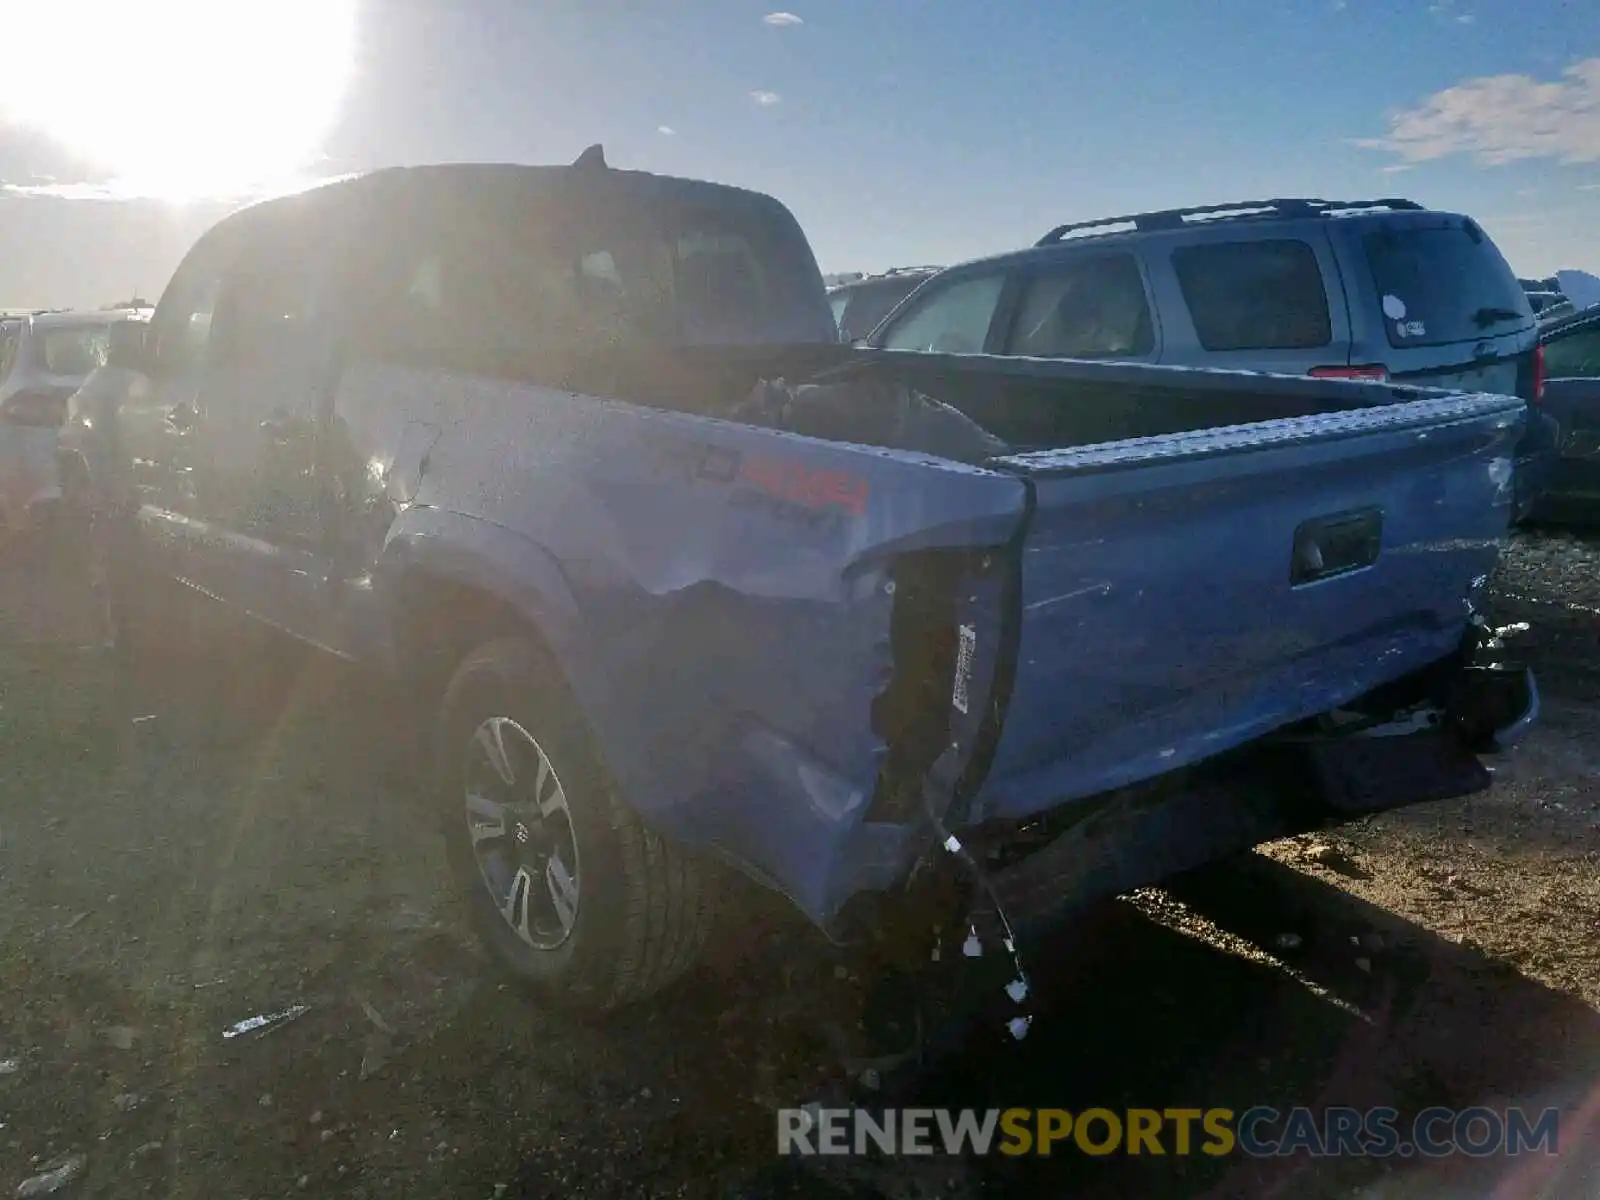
[61,151,1538,1012]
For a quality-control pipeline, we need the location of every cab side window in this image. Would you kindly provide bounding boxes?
[211,235,322,370]
[877,273,1006,354]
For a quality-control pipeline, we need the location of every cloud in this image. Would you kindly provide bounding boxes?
[1579,182,1600,190]
[657,125,676,136]
[1380,163,1413,174]
[762,12,803,26]
[0,122,360,204]
[1356,58,1600,166]
[3,182,122,201]
[750,90,782,107]
[1427,0,1475,22]
[3,171,360,203]
[0,122,106,189]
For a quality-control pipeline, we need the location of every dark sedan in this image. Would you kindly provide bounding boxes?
[1530,305,1600,516]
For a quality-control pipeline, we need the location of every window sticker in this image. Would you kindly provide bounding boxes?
[1381,294,1407,321]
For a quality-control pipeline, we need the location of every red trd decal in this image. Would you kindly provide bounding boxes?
[737,456,869,517]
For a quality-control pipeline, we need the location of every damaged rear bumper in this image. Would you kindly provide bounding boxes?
[983,654,1538,932]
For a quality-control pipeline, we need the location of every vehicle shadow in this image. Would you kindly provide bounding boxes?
[721,849,1600,1199]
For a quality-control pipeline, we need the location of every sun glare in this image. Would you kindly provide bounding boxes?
[0,0,358,201]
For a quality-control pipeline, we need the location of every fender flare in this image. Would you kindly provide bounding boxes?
[374,507,620,749]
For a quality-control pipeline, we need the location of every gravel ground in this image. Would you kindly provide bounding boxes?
[0,527,1598,1199]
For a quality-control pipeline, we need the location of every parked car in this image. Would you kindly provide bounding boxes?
[1524,305,1600,516]
[861,197,1554,521]
[828,266,940,342]
[0,308,149,542]
[1526,290,1567,317]
[62,157,1537,1013]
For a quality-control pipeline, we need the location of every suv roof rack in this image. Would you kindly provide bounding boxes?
[842,265,944,283]
[1035,197,1425,246]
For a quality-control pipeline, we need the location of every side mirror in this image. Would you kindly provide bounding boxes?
[106,321,150,371]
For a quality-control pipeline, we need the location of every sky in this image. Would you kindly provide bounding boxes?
[0,0,1597,307]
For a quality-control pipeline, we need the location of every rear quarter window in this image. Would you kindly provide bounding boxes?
[1362,222,1531,349]
[1172,239,1332,351]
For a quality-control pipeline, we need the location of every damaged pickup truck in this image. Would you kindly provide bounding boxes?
[61,148,1538,1013]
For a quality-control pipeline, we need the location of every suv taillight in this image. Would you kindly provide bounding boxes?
[1531,343,1546,405]
[0,390,68,427]
[1309,365,1390,382]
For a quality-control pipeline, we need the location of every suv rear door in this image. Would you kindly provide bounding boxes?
[1338,213,1551,515]
[1336,213,1537,396]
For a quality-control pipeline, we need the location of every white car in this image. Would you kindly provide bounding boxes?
[0,309,148,542]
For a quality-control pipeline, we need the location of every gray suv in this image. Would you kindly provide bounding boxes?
[863,198,1554,516]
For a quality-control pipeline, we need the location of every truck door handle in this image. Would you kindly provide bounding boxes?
[1291,508,1383,586]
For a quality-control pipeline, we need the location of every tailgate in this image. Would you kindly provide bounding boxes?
[964,391,1525,824]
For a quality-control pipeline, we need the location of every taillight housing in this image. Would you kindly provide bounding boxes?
[0,390,69,427]
[1309,365,1390,382]
[1530,343,1546,405]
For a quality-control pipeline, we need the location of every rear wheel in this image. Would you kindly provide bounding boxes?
[436,636,718,1011]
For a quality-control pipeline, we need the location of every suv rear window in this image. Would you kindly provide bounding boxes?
[1172,240,1332,351]
[1363,222,1530,349]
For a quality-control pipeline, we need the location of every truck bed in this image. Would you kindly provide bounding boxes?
[356,352,1526,929]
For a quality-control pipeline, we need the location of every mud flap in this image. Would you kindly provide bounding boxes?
[1303,732,1491,817]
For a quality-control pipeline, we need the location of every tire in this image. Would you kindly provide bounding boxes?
[436,635,718,1011]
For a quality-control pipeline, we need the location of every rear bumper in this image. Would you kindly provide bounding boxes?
[985,656,1537,930]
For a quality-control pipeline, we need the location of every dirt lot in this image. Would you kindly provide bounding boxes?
[1,528,1598,1199]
